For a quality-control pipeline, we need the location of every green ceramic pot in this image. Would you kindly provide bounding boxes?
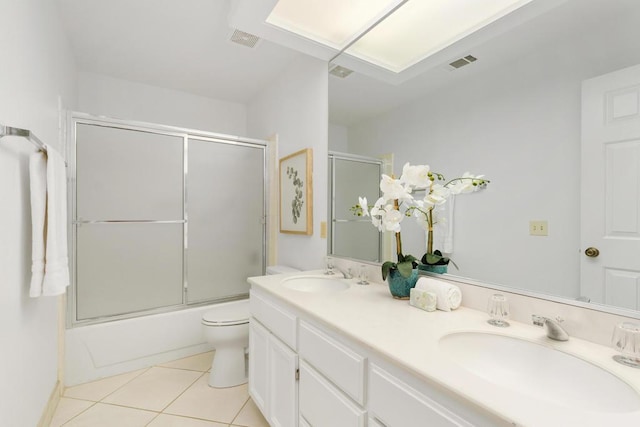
[418,264,448,274]
[387,268,419,299]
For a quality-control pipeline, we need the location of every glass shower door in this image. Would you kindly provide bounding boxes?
[186,138,265,303]
[75,124,185,320]
[329,155,382,262]
[72,119,267,324]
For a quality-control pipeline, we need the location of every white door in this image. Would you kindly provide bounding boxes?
[581,63,640,310]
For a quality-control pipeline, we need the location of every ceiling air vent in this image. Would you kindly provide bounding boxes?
[329,65,354,79]
[448,55,478,70]
[229,29,261,48]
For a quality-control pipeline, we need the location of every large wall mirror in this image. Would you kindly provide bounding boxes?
[328,0,640,317]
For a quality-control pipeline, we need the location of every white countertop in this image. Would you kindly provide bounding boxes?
[249,271,640,427]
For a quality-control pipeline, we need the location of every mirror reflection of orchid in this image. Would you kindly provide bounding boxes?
[287,166,304,224]
[352,163,489,280]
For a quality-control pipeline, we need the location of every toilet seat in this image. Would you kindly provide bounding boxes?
[202,300,249,327]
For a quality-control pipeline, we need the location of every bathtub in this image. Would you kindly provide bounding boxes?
[64,304,218,386]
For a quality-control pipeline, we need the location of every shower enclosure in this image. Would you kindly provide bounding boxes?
[69,115,266,326]
[328,152,382,262]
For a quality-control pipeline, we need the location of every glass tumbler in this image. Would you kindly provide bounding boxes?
[324,256,335,275]
[611,322,640,368]
[487,294,510,327]
[357,264,369,285]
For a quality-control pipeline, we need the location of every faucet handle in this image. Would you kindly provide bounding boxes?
[532,314,545,327]
[532,314,569,341]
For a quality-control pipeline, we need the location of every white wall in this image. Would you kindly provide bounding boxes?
[348,49,586,298]
[78,72,247,135]
[0,0,77,425]
[247,56,328,271]
[329,123,348,152]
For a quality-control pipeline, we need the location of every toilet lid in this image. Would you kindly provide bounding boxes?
[202,300,249,326]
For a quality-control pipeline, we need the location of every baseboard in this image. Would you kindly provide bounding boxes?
[37,380,63,427]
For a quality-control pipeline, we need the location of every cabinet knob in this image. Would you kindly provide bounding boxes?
[584,247,600,258]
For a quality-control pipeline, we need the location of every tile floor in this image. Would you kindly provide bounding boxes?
[49,351,269,427]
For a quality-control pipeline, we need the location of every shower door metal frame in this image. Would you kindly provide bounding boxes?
[328,151,383,262]
[67,113,269,327]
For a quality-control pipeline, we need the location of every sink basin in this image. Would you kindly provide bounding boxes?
[439,332,640,413]
[281,275,350,293]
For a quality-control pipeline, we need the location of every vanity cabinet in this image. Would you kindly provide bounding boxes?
[369,364,474,427]
[249,292,299,427]
[249,287,505,427]
[299,361,366,427]
[298,320,366,405]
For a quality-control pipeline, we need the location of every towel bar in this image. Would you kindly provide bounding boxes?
[0,124,47,152]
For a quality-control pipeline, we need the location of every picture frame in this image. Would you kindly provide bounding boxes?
[279,148,313,235]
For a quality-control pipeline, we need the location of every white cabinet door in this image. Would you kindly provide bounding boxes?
[369,365,471,427]
[250,317,298,427]
[249,319,270,417]
[299,362,366,427]
[269,334,298,427]
[299,321,365,405]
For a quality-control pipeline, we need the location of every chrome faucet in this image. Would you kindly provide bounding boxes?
[532,315,569,341]
[336,267,353,279]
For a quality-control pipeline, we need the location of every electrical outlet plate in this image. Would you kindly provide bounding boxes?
[529,220,548,236]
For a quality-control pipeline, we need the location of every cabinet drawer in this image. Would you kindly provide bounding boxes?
[250,290,297,349]
[299,320,366,405]
[369,364,471,427]
[299,361,366,427]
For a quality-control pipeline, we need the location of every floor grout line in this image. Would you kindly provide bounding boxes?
[91,366,152,403]
[229,396,251,426]
[59,401,97,427]
[88,401,160,413]
[158,370,207,413]
[54,353,257,427]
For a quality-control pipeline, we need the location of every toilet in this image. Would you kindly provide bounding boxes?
[202,300,250,388]
[202,265,299,388]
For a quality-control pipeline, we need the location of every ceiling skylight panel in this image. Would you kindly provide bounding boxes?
[346,0,533,72]
[266,0,404,50]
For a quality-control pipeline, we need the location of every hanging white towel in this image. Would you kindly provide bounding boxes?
[29,152,47,297]
[41,149,70,296]
[433,195,455,254]
[443,194,455,253]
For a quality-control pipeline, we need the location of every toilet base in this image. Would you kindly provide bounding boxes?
[208,347,247,388]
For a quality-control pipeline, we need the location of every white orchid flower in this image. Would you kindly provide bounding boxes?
[424,184,450,206]
[449,172,485,194]
[380,174,413,201]
[383,209,404,232]
[400,162,431,189]
[354,166,488,264]
[371,216,383,231]
[370,197,386,217]
[369,198,391,231]
[358,196,369,217]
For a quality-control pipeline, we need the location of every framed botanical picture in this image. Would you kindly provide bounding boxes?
[279,148,313,235]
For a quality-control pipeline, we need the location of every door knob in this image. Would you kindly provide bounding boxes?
[585,247,600,258]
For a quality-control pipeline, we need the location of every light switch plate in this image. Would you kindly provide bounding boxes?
[320,221,327,238]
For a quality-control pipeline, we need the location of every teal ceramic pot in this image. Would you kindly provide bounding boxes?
[387,269,419,299]
[418,264,448,274]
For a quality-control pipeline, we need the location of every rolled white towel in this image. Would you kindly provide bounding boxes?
[415,277,462,311]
